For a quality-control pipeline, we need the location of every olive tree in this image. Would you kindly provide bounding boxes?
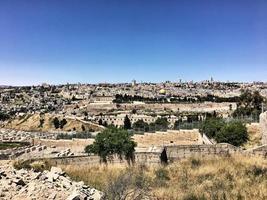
[85,127,137,163]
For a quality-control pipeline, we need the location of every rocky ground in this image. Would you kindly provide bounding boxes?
[0,161,103,200]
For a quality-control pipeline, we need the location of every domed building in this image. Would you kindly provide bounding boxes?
[159,89,166,95]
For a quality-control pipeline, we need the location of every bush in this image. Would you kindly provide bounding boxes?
[200,118,248,146]
[132,119,149,132]
[123,115,132,129]
[0,112,10,121]
[190,158,201,168]
[215,121,248,146]
[53,117,60,129]
[13,160,32,170]
[13,159,52,172]
[104,168,151,200]
[183,193,207,200]
[200,117,225,138]
[60,118,67,129]
[246,165,267,177]
[154,168,170,187]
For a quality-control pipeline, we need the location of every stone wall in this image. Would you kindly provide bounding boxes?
[41,144,241,165]
[245,145,267,157]
[34,138,94,153]
[48,155,101,165]
[165,143,240,162]
[42,152,162,166]
[9,143,267,165]
[260,112,267,145]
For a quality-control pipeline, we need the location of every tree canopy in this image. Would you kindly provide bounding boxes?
[151,117,169,131]
[132,119,149,132]
[215,121,248,146]
[123,115,132,129]
[0,112,10,121]
[200,118,248,146]
[200,117,226,138]
[233,90,264,118]
[85,127,137,163]
[53,117,60,129]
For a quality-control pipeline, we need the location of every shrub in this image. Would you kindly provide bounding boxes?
[246,165,267,177]
[200,118,248,146]
[132,119,149,132]
[13,160,32,170]
[183,193,207,200]
[154,168,170,187]
[123,115,131,130]
[199,117,225,138]
[0,112,10,121]
[190,158,201,168]
[104,168,151,200]
[53,117,60,129]
[60,118,67,129]
[13,159,52,172]
[215,121,248,146]
[39,118,45,128]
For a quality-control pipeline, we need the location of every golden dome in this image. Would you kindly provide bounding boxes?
[159,89,166,94]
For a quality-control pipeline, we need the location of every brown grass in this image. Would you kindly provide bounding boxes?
[4,113,101,132]
[245,123,262,148]
[60,155,267,200]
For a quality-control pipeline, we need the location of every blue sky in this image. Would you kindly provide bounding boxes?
[0,0,267,85]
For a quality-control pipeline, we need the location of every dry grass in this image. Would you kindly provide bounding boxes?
[61,163,127,190]
[60,155,267,200]
[245,123,262,148]
[4,113,101,132]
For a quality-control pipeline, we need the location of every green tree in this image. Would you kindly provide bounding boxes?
[173,119,182,130]
[154,117,169,130]
[215,121,248,146]
[85,127,137,163]
[132,119,149,132]
[0,112,10,121]
[60,118,67,129]
[81,125,86,132]
[199,117,226,138]
[233,90,264,118]
[124,115,132,129]
[103,121,108,127]
[53,117,60,129]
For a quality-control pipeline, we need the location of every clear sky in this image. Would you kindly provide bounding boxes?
[0,0,267,85]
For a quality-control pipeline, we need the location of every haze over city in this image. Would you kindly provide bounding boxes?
[0,0,267,85]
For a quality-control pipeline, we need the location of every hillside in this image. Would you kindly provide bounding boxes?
[61,155,267,200]
[2,113,104,133]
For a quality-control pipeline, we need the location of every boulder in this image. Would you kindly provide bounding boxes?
[50,166,64,175]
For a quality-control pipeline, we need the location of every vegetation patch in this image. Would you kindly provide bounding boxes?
[200,118,248,146]
[0,142,29,150]
[13,159,52,172]
[85,127,136,163]
[61,155,267,200]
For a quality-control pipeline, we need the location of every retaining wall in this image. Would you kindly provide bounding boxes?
[165,143,240,161]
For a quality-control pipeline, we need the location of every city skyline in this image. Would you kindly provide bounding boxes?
[0,0,267,85]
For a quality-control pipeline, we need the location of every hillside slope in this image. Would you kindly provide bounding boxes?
[3,113,104,133]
